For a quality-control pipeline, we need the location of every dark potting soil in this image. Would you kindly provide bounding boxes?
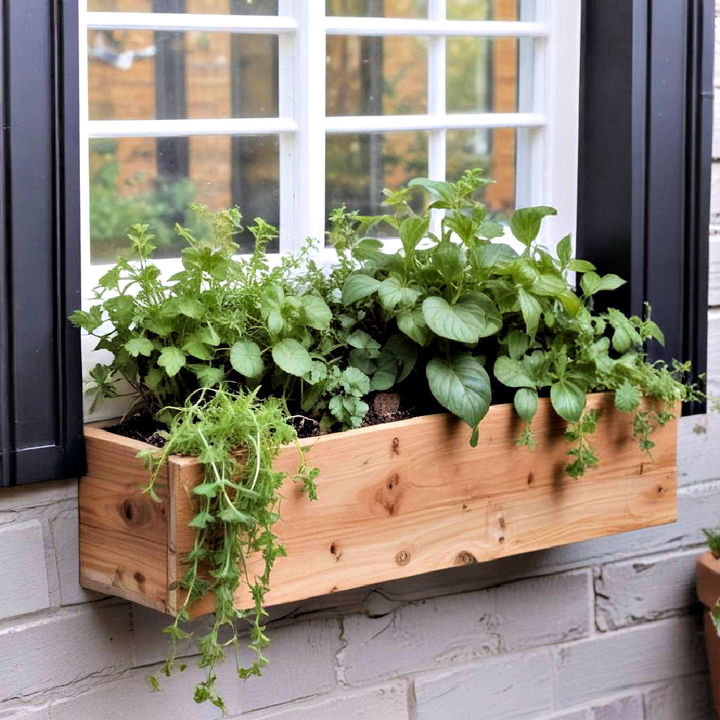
[104,392,429,446]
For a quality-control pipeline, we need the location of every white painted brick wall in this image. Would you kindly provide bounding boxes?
[1,9,720,720]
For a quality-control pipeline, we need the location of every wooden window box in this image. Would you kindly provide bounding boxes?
[79,392,678,617]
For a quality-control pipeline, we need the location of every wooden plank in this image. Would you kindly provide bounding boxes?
[79,393,679,617]
[173,394,678,616]
[79,426,171,612]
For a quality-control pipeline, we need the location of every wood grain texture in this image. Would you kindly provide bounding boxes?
[79,393,679,617]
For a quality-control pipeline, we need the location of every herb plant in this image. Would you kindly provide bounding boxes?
[71,168,701,708]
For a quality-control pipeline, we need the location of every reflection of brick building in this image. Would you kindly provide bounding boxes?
[90,0,521,251]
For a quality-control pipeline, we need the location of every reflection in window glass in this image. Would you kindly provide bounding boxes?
[447,128,520,221]
[447,37,532,114]
[326,132,428,232]
[326,36,427,116]
[88,0,279,14]
[88,30,277,121]
[89,135,279,263]
[326,0,427,18]
[447,0,535,21]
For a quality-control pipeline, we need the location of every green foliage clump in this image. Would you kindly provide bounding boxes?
[140,387,316,711]
[71,168,703,707]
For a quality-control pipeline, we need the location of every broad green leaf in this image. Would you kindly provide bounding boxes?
[434,240,466,284]
[408,177,454,207]
[426,355,492,442]
[340,367,370,397]
[514,387,538,422]
[177,296,205,320]
[473,243,518,271]
[493,356,535,388]
[300,295,332,331]
[342,273,382,305]
[506,329,530,359]
[550,380,586,422]
[378,275,421,310]
[397,308,430,346]
[518,287,542,336]
[370,353,398,391]
[230,340,264,378]
[104,295,135,326]
[615,381,640,412]
[644,320,666,346]
[346,329,381,352]
[558,291,583,317]
[557,234,572,266]
[181,339,212,361]
[304,360,328,386]
[271,338,313,377]
[568,258,596,273]
[189,364,224,387]
[533,273,568,296]
[399,216,429,257]
[581,272,626,296]
[69,306,103,333]
[157,346,186,377]
[509,206,557,246]
[422,295,500,344]
[124,336,154,358]
[197,325,221,346]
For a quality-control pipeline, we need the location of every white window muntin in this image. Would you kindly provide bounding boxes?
[80,0,581,292]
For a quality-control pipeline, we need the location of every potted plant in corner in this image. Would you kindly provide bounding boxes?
[697,530,720,717]
[72,170,700,709]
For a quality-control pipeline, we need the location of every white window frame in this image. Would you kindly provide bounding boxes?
[80,0,581,292]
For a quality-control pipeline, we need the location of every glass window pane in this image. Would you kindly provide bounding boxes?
[447,128,521,221]
[326,131,428,233]
[447,37,532,114]
[88,0,279,14]
[326,0,427,18]
[447,0,535,21]
[89,135,279,263]
[327,36,427,116]
[88,30,277,120]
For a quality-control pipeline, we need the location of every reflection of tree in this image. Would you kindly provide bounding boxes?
[89,140,200,263]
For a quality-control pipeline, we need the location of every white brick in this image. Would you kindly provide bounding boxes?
[595,550,700,630]
[135,615,339,713]
[239,619,340,713]
[241,683,409,720]
[49,666,234,720]
[414,651,554,720]
[0,482,76,515]
[0,521,49,621]
[0,605,133,701]
[0,704,49,719]
[342,571,591,685]
[643,675,714,720]
[591,695,643,720]
[49,511,102,606]
[555,617,705,708]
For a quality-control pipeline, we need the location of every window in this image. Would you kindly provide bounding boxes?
[0,0,710,485]
[81,0,582,291]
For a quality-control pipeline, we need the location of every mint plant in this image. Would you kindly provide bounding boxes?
[71,168,701,708]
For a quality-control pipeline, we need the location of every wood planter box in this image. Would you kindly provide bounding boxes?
[697,552,720,718]
[80,392,678,618]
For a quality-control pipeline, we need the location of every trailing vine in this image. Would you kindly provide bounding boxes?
[140,388,317,710]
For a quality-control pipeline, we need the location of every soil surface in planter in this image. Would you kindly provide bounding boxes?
[105,392,426,445]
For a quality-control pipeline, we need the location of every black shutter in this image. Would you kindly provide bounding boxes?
[0,0,84,486]
[577,0,714,415]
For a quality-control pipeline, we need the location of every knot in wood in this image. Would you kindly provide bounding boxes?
[456,551,476,565]
[395,550,411,566]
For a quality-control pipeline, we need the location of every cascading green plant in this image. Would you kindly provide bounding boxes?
[71,168,703,709]
[139,387,317,711]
